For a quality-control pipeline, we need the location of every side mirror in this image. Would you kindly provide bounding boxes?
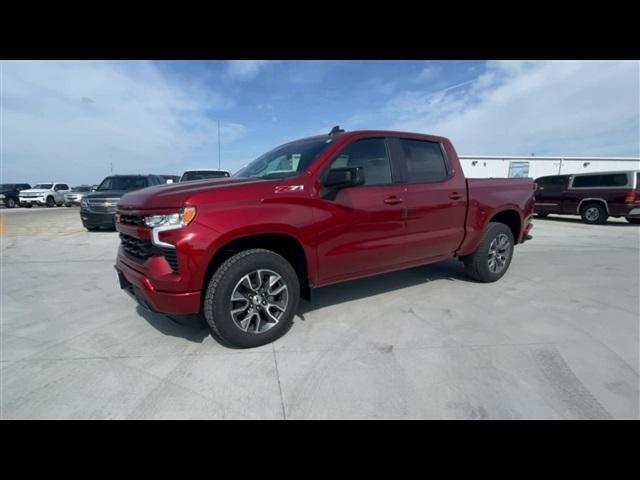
[324,167,365,189]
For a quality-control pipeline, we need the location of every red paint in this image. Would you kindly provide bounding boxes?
[115,131,535,315]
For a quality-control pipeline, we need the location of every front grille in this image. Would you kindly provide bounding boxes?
[119,214,145,226]
[86,198,118,213]
[21,193,42,198]
[120,233,153,260]
[119,233,179,272]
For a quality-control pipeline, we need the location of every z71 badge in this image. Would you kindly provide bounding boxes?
[275,185,304,193]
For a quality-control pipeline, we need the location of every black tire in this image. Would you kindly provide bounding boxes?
[536,213,549,218]
[580,202,607,224]
[203,248,300,348]
[462,222,515,283]
[65,204,72,207]
[46,196,55,208]
[5,197,16,208]
[626,217,640,225]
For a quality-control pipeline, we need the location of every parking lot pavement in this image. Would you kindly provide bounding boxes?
[1,207,638,419]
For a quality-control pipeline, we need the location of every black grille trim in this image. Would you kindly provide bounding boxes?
[119,233,179,272]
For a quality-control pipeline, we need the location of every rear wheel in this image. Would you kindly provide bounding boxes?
[463,222,515,283]
[46,196,55,208]
[626,217,640,225]
[5,197,16,208]
[580,202,607,225]
[203,248,300,348]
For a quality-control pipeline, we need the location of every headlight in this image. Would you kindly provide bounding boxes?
[146,207,197,249]
[81,198,89,207]
[0,194,5,199]
[144,206,197,228]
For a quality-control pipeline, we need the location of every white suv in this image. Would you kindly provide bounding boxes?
[19,182,70,208]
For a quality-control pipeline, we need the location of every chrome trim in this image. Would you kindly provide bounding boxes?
[535,202,559,206]
[151,224,182,249]
[577,198,609,215]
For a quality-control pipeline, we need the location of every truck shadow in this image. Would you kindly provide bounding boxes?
[298,258,471,316]
[535,216,637,227]
[134,258,472,344]
[135,306,209,343]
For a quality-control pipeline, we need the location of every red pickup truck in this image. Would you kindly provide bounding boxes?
[115,129,535,348]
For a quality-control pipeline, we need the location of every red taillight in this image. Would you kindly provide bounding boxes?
[625,190,637,203]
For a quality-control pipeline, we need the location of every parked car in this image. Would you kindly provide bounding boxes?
[64,185,93,206]
[160,175,181,184]
[179,169,230,182]
[115,128,535,348]
[19,183,70,208]
[534,170,640,224]
[0,183,31,208]
[81,174,165,231]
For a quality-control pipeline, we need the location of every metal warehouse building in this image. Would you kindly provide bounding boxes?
[459,155,640,179]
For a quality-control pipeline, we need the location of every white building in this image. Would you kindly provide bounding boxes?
[459,155,640,179]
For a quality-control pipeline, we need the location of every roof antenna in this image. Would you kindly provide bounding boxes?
[329,125,345,136]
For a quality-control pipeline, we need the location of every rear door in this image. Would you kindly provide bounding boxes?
[315,137,407,284]
[391,137,467,263]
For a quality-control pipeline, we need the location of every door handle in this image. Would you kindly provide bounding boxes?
[449,192,462,201]
[384,196,403,205]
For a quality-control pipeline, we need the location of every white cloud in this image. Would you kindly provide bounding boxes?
[1,61,245,184]
[226,60,270,81]
[387,61,640,156]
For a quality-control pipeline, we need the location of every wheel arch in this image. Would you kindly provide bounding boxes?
[203,231,313,302]
[577,198,609,215]
[488,208,522,243]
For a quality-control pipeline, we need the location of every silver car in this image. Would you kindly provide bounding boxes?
[64,186,93,206]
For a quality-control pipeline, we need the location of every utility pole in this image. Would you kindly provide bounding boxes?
[110,162,113,174]
[218,120,221,170]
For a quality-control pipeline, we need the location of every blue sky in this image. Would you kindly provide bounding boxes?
[1,60,639,185]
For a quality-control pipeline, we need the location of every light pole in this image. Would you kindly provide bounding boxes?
[218,120,221,170]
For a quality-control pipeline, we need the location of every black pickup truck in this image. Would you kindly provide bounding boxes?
[0,184,31,208]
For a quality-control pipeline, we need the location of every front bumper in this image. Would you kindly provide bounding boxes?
[115,258,201,315]
[20,198,46,205]
[81,210,116,227]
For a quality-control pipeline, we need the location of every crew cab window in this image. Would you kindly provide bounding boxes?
[399,139,448,183]
[328,138,392,186]
[55,184,69,191]
[572,173,629,188]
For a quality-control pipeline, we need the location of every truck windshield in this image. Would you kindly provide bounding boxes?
[97,177,148,191]
[33,184,53,189]
[235,138,333,179]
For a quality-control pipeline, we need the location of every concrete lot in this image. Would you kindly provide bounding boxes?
[1,206,638,419]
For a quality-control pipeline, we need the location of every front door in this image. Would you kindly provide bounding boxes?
[314,137,406,284]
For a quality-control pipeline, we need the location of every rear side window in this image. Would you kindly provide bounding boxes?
[399,139,448,183]
[572,173,629,188]
[328,138,392,186]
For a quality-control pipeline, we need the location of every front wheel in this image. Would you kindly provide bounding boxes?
[46,196,55,208]
[626,217,640,225]
[5,197,16,208]
[462,222,515,283]
[203,249,300,348]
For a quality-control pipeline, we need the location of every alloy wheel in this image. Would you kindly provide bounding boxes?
[229,269,289,334]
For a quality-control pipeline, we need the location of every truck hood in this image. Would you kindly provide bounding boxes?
[19,189,51,195]
[117,177,266,210]
[85,190,130,200]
